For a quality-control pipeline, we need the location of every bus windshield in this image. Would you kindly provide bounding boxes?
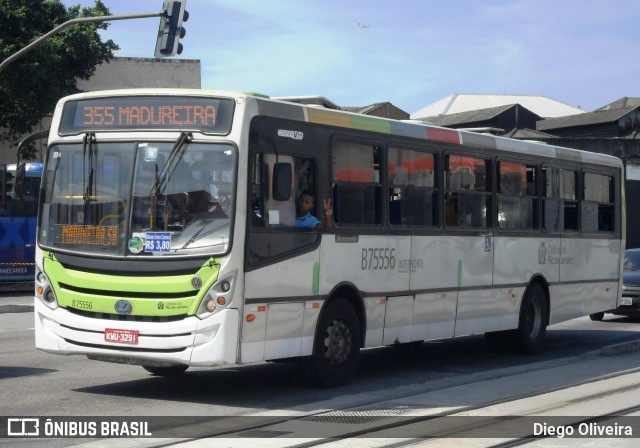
[39,138,235,258]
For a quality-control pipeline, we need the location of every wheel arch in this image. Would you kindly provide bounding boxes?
[323,281,366,348]
[527,274,550,325]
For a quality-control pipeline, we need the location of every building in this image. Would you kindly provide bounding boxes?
[273,96,340,110]
[537,100,640,139]
[0,57,201,164]
[341,102,409,120]
[411,93,584,120]
[423,104,542,135]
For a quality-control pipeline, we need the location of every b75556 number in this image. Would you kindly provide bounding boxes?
[71,299,93,310]
[362,248,396,270]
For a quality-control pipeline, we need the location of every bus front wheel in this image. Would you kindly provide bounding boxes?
[515,284,548,354]
[305,298,361,388]
[142,364,189,376]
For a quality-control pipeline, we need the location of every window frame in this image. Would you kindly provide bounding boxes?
[331,138,384,228]
[496,159,539,232]
[387,145,439,228]
[443,151,493,230]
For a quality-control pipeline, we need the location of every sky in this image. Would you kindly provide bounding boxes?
[60,0,640,115]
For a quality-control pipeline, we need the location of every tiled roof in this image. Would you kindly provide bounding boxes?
[537,107,638,131]
[425,104,529,127]
[341,104,384,114]
[596,97,640,111]
[412,94,584,120]
[502,128,558,139]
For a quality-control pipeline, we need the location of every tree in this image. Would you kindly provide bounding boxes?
[0,0,119,161]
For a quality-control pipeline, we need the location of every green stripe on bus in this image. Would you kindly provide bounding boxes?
[351,115,392,134]
[457,259,463,287]
[313,262,320,296]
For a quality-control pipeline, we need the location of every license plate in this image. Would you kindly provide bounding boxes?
[104,328,139,344]
[620,297,633,306]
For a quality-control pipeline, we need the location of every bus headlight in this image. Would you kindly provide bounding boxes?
[35,268,58,310]
[196,271,236,319]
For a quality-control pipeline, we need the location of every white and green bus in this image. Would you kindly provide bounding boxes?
[34,89,624,386]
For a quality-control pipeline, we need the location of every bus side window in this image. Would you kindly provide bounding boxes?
[542,166,578,232]
[332,141,382,226]
[250,154,267,226]
[263,154,296,227]
[497,161,537,230]
[445,154,491,228]
[250,153,317,229]
[387,147,437,227]
[582,172,614,233]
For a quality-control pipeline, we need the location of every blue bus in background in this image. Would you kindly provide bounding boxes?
[1,162,42,289]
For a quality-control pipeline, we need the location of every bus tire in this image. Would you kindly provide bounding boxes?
[142,364,189,376]
[589,312,605,321]
[305,298,361,388]
[515,284,547,354]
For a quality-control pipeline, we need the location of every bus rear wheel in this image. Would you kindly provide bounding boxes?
[515,284,547,354]
[142,364,189,376]
[305,298,361,388]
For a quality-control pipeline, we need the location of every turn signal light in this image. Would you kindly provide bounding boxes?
[246,314,256,322]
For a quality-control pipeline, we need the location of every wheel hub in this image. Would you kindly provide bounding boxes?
[324,319,352,365]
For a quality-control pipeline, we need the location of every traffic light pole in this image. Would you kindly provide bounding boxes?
[0,11,163,75]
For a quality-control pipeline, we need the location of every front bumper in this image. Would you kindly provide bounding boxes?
[34,298,239,367]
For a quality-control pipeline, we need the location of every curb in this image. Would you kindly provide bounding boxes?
[0,304,34,314]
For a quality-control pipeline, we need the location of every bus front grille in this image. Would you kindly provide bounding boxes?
[65,307,188,322]
[59,282,198,300]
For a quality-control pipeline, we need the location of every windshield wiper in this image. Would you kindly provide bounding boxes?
[82,132,96,224]
[183,221,230,249]
[149,131,192,197]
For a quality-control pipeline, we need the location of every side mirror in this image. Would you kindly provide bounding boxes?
[272,162,292,201]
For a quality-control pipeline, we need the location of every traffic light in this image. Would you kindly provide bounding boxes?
[155,1,189,57]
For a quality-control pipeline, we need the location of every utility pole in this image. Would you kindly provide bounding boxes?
[0,11,163,74]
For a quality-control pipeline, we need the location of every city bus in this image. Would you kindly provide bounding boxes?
[1,162,42,289]
[34,89,624,387]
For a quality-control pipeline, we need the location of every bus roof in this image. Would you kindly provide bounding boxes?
[255,96,623,170]
[53,89,622,170]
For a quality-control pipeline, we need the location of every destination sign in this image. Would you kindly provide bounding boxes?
[59,96,235,134]
[53,224,119,246]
